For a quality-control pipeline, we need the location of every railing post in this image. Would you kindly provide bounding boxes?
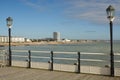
[28,50,31,68]
[77,52,80,73]
[50,51,53,71]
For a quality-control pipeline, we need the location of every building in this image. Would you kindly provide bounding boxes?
[62,38,71,42]
[53,32,60,41]
[0,36,30,43]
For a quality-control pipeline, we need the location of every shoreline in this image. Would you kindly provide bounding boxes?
[0,40,101,46]
[0,42,81,46]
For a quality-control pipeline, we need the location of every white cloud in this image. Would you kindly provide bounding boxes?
[20,0,47,11]
[20,0,120,25]
[64,0,120,25]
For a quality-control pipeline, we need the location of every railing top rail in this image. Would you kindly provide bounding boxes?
[54,51,77,54]
[114,53,120,55]
[114,60,120,62]
[54,57,76,60]
[0,50,6,51]
[31,50,50,53]
[32,56,50,59]
[12,50,28,52]
[81,52,107,55]
[12,50,77,54]
[11,50,120,56]
[80,59,107,62]
[12,55,28,58]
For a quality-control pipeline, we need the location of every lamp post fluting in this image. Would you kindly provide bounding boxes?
[106,5,115,77]
[6,17,13,66]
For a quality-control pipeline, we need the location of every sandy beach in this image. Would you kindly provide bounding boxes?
[0,42,79,46]
[0,40,100,46]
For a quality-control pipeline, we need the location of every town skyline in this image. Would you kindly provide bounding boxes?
[0,0,120,40]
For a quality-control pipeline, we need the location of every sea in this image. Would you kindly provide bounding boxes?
[1,40,120,67]
[12,40,120,53]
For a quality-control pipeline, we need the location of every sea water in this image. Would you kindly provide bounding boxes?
[12,41,120,53]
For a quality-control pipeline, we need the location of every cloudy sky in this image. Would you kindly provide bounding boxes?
[0,0,120,40]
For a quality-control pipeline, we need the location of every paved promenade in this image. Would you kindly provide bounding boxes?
[0,67,120,80]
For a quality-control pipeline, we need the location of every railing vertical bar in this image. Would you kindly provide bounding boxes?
[28,50,31,68]
[50,51,53,71]
[77,52,80,73]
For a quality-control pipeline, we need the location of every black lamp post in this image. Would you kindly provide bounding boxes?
[6,17,13,66]
[106,5,115,77]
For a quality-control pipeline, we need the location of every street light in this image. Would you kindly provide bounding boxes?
[6,17,13,66]
[106,5,115,77]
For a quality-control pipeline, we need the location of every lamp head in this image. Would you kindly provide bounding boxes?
[106,5,115,22]
[6,17,13,28]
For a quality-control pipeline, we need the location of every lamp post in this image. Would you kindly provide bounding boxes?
[6,17,13,66]
[106,5,115,77]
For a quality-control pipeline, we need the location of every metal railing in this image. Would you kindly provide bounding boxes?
[11,50,110,68]
[0,50,8,67]
[1,49,120,76]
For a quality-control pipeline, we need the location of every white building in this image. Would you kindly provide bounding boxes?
[0,36,30,43]
[53,32,60,41]
[62,38,71,42]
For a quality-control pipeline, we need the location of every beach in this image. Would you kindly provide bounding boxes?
[0,40,101,46]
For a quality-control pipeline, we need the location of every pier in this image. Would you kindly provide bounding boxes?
[0,67,120,80]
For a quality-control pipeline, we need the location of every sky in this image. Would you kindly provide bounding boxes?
[0,0,120,40]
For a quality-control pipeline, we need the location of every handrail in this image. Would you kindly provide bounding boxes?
[2,49,120,57]
[80,59,107,62]
[12,55,28,58]
[81,52,108,55]
[54,51,77,54]
[114,60,120,62]
[12,50,110,55]
[31,56,49,59]
[114,53,120,55]
[31,50,50,53]
[12,50,28,53]
[54,57,76,61]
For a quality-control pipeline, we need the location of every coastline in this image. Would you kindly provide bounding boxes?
[0,42,81,46]
[0,40,101,46]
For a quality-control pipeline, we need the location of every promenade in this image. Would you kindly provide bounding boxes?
[0,67,120,80]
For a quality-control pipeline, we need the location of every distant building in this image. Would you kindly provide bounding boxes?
[0,36,31,43]
[62,38,71,42]
[53,32,60,41]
